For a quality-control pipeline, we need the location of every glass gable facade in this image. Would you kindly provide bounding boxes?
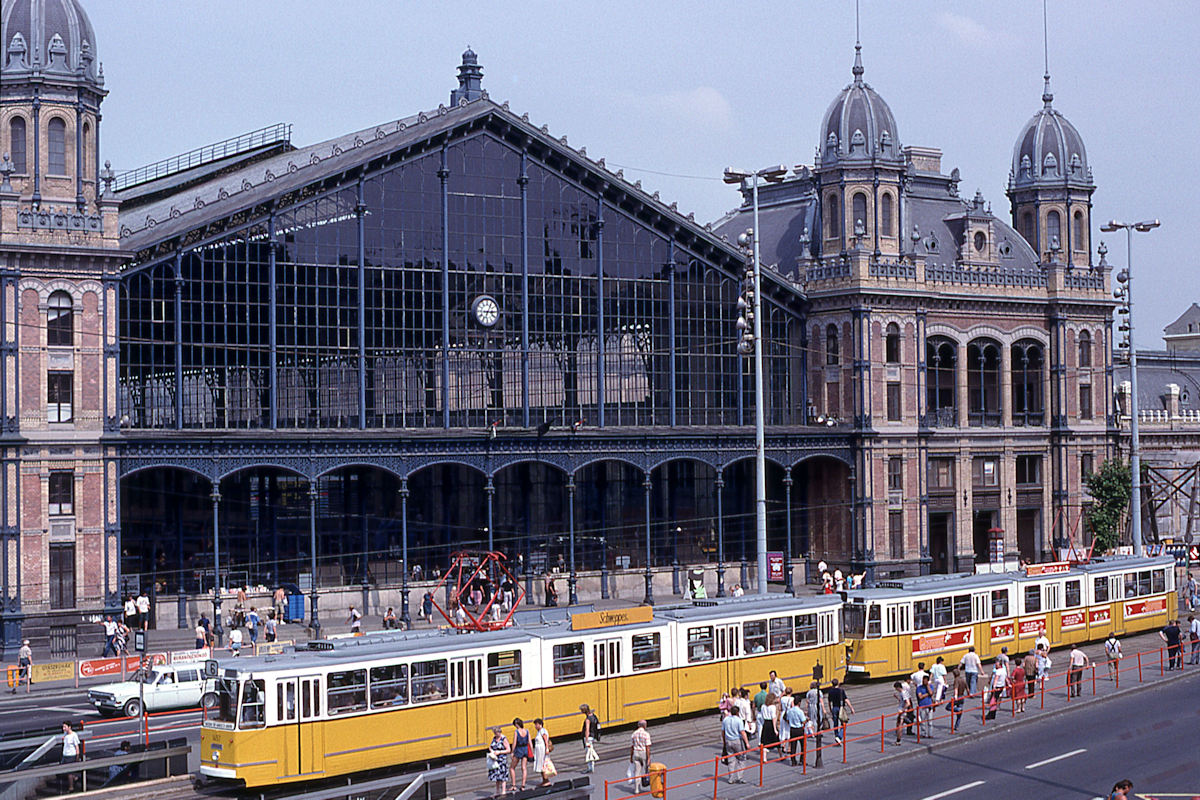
[119,131,801,430]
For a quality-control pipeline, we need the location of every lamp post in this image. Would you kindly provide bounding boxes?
[1101,218,1160,558]
[724,165,787,595]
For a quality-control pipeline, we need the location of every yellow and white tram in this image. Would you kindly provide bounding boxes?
[841,555,1176,679]
[200,595,843,787]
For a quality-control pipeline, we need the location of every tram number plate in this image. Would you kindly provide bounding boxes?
[911,627,971,656]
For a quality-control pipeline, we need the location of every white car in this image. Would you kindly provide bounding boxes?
[87,664,217,717]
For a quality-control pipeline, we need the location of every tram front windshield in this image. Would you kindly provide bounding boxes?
[213,676,267,728]
[215,677,239,724]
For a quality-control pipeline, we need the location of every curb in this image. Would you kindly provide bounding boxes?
[746,666,1200,799]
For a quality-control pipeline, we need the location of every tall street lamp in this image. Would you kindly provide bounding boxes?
[1100,218,1160,558]
[724,165,786,595]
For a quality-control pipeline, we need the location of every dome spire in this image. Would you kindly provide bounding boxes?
[852,0,864,84]
[1041,0,1053,107]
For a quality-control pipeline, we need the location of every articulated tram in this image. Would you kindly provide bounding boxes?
[200,594,843,787]
[200,555,1176,787]
[842,555,1176,678]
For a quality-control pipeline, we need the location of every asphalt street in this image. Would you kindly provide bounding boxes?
[802,671,1200,800]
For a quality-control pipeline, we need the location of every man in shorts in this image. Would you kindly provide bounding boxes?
[721,708,749,782]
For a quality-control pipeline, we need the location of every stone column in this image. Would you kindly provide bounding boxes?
[1000,344,1013,427]
[956,340,968,427]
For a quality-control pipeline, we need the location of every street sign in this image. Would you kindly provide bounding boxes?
[767,552,784,582]
[134,630,146,653]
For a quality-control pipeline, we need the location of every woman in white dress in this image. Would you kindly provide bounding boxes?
[533,718,553,786]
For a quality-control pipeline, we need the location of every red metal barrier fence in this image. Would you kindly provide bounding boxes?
[603,641,1184,800]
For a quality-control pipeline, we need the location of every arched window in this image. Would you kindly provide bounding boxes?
[826,324,840,365]
[852,192,868,237]
[1046,210,1061,252]
[885,322,901,364]
[82,121,91,177]
[48,118,67,175]
[1011,340,1045,426]
[47,290,72,347]
[1078,330,1092,367]
[9,118,26,173]
[1021,211,1035,246]
[967,338,1002,426]
[826,194,839,239]
[925,337,957,426]
[880,193,893,237]
[1072,210,1084,250]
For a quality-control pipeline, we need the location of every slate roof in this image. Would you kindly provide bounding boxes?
[1116,350,1200,411]
[711,172,1039,276]
[1164,303,1200,337]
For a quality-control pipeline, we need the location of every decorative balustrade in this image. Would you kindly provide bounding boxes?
[926,264,1047,288]
[869,261,917,280]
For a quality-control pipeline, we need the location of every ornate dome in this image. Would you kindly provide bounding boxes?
[819,44,901,165]
[1010,77,1090,188]
[1,0,102,92]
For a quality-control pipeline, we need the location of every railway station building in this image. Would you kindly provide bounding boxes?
[0,0,1123,654]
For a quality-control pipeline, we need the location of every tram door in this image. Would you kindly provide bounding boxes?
[449,656,485,747]
[277,678,300,777]
[714,624,739,689]
[298,675,324,776]
[593,638,624,726]
[889,604,912,671]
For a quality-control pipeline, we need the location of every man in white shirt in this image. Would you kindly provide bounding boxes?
[1104,633,1122,679]
[229,627,244,656]
[123,596,137,629]
[767,670,786,697]
[959,647,982,695]
[60,722,81,791]
[1067,644,1088,697]
[136,593,151,630]
[929,656,948,701]
[1035,630,1050,654]
[100,616,118,657]
[346,605,363,634]
[1188,615,1200,666]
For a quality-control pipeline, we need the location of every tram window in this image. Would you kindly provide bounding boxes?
[412,659,449,700]
[1152,570,1165,594]
[1124,572,1137,598]
[216,677,238,723]
[487,650,522,691]
[933,597,953,628]
[1138,571,1152,596]
[1024,585,1041,613]
[991,589,1009,618]
[1094,576,1109,603]
[743,620,767,653]
[1065,580,1081,608]
[867,604,881,638]
[819,613,835,644]
[327,669,367,715]
[687,626,715,663]
[913,600,933,631]
[632,633,661,671]
[370,664,409,708]
[953,595,971,625]
[552,643,586,681]
[769,617,793,651]
[796,614,818,645]
[841,605,866,639]
[240,679,266,729]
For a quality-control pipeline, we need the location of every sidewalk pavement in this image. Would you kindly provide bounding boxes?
[443,627,1198,800]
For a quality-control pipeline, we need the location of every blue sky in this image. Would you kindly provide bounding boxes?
[88,1,1197,341]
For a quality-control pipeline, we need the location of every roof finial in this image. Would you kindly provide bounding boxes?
[852,0,864,84]
[1041,0,1053,107]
